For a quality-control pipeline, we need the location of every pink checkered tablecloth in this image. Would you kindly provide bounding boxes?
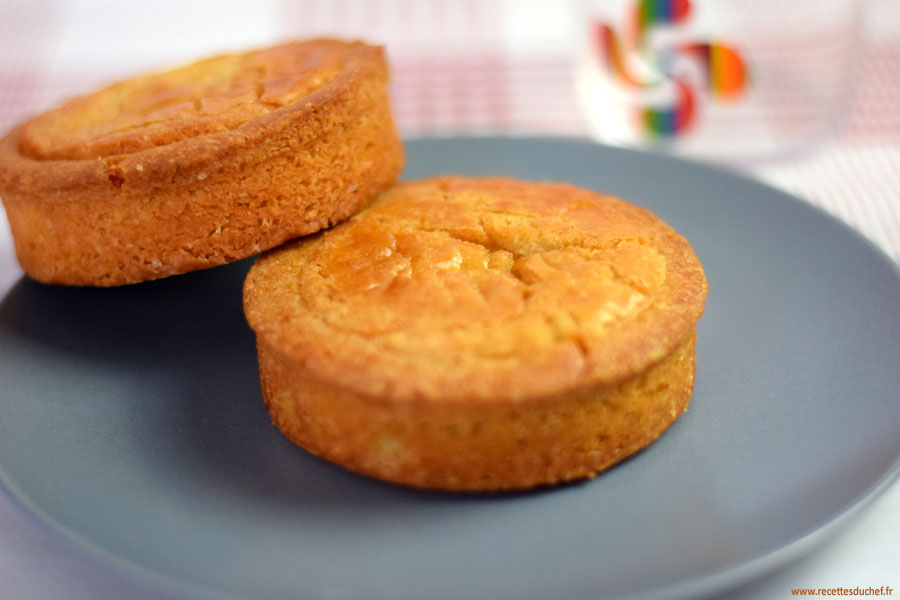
[0,2,898,600]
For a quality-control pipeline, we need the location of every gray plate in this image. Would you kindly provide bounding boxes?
[1,137,900,600]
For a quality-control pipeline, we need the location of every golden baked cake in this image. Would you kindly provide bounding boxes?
[244,176,708,491]
[0,39,404,286]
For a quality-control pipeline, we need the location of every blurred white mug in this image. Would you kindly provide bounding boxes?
[575,0,864,163]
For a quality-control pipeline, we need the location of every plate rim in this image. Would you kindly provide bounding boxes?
[1,135,899,600]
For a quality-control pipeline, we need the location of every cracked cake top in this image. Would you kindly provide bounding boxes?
[244,176,708,403]
[0,39,403,286]
[17,40,348,161]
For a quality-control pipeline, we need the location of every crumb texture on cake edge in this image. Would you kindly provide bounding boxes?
[257,329,697,491]
[0,39,405,286]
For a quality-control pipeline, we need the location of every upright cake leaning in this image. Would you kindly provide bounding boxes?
[0,39,404,286]
[244,176,709,491]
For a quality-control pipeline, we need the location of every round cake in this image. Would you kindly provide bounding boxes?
[243,176,708,491]
[0,39,404,286]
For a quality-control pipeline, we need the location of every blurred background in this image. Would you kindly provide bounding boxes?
[0,0,900,261]
[0,1,898,599]
[0,0,898,266]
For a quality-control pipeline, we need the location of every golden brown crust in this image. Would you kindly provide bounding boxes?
[245,177,708,402]
[258,331,697,491]
[0,40,404,286]
[244,177,708,491]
